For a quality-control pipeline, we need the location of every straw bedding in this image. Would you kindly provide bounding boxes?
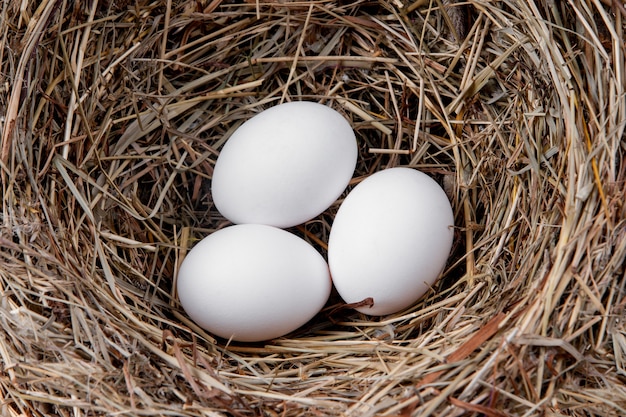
[1,0,625,415]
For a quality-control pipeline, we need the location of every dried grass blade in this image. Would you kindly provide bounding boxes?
[1,0,57,166]
[114,78,264,155]
[53,156,95,224]
[449,396,512,417]
[417,312,506,388]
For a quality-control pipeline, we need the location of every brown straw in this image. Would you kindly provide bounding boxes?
[1,1,624,415]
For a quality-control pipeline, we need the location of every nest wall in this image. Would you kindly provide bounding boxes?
[1,1,625,416]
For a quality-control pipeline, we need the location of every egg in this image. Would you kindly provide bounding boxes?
[177,224,331,342]
[211,101,357,228]
[327,167,454,315]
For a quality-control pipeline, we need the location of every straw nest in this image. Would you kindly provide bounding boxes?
[1,0,625,416]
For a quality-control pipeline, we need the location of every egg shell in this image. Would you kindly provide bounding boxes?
[211,101,357,228]
[177,224,331,342]
[327,167,454,315]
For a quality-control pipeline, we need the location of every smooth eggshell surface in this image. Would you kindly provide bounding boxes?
[211,101,357,228]
[328,167,454,315]
[177,224,331,342]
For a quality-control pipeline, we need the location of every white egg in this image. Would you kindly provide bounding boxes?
[212,101,357,228]
[328,167,454,315]
[177,224,331,342]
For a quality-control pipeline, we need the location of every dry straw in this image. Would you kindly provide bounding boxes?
[1,0,625,415]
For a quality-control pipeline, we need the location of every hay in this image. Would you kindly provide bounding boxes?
[1,0,625,415]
